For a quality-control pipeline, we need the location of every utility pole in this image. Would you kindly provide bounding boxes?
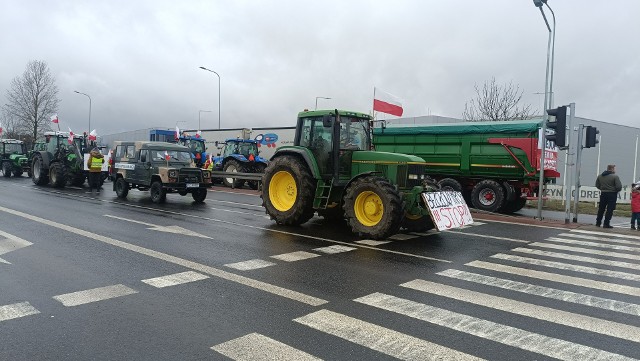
[572,124,584,223]
[564,103,575,224]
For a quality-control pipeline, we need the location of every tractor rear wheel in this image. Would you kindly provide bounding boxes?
[343,176,403,239]
[191,188,207,203]
[223,159,245,188]
[262,156,315,226]
[2,162,11,177]
[470,180,505,213]
[115,178,129,199]
[32,155,48,185]
[150,181,167,203]
[49,163,66,188]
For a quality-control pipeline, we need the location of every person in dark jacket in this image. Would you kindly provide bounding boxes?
[595,164,622,228]
[87,147,105,196]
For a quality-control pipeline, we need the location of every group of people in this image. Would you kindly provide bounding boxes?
[594,164,640,230]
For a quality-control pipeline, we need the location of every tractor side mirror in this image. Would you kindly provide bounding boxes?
[214,141,219,147]
[322,115,332,128]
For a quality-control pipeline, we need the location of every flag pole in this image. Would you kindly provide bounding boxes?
[372,87,376,122]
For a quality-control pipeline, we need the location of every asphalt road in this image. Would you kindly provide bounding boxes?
[1,176,639,360]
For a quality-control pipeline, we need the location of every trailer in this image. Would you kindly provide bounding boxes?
[372,120,560,213]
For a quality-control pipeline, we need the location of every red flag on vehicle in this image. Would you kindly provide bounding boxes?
[164,150,170,161]
[68,128,74,144]
[373,87,404,117]
[175,126,180,141]
[0,123,3,136]
[89,129,97,141]
[51,114,59,124]
[196,130,201,138]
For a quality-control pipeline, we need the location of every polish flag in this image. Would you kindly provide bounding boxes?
[373,87,404,117]
[89,129,97,141]
[195,130,202,139]
[175,126,180,140]
[51,114,59,124]
[0,123,3,135]
[164,150,171,161]
[68,128,74,144]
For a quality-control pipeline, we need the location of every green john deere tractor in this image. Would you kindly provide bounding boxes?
[31,131,86,188]
[261,109,441,239]
[0,139,30,177]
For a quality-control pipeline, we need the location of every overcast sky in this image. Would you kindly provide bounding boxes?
[1,0,639,135]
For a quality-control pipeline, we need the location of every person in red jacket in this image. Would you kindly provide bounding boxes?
[632,182,640,230]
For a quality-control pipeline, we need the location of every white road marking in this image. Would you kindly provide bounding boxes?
[467,260,640,297]
[529,242,640,261]
[211,333,321,361]
[546,237,640,252]
[355,240,391,246]
[0,302,40,322]
[294,309,482,361]
[388,233,418,241]
[491,253,640,282]
[141,271,209,288]
[470,218,567,230]
[442,230,530,243]
[558,232,640,246]
[209,207,263,216]
[570,229,640,240]
[512,247,640,271]
[0,230,33,264]
[104,214,212,239]
[53,284,138,307]
[210,199,264,208]
[437,269,640,316]
[355,292,635,361]
[313,245,357,254]
[401,279,640,343]
[0,205,327,306]
[271,251,320,262]
[225,259,277,271]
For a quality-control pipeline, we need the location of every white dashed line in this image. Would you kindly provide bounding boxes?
[141,271,209,288]
[225,259,277,271]
[53,284,138,307]
[271,251,320,262]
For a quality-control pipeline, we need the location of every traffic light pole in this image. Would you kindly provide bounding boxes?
[564,103,575,224]
[572,124,584,223]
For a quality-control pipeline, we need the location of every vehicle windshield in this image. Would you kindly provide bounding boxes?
[224,142,257,157]
[339,117,370,150]
[3,143,25,154]
[187,140,206,153]
[150,150,192,162]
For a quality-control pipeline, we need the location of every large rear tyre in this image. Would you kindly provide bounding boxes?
[191,188,208,203]
[150,181,166,203]
[49,162,66,188]
[222,159,245,188]
[438,178,462,192]
[2,162,11,177]
[470,180,505,213]
[343,176,403,239]
[262,156,315,226]
[115,178,129,199]
[32,155,48,185]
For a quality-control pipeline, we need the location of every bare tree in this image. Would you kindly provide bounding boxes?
[3,60,60,141]
[462,77,535,122]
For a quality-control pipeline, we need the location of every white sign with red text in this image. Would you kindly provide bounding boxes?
[538,129,559,171]
[422,191,474,231]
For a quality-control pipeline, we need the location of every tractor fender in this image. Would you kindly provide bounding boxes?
[270,148,321,179]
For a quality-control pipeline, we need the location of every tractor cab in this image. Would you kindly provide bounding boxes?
[178,133,207,167]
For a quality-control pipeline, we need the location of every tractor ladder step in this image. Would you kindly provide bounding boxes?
[313,179,333,209]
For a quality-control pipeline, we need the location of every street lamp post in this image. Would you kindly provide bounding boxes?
[74,90,92,133]
[199,67,221,129]
[198,110,212,131]
[315,96,331,110]
[533,0,556,220]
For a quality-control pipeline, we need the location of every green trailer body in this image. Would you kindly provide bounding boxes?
[372,120,560,213]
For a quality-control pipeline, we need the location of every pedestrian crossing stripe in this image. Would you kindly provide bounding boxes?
[570,229,640,240]
[512,247,640,271]
[141,271,209,288]
[558,232,640,246]
[0,302,40,323]
[437,269,640,316]
[529,242,640,261]
[546,237,640,252]
[211,333,321,361]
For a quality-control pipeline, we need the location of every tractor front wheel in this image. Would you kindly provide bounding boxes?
[32,155,48,185]
[49,163,66,188]
[343,177,403,239]
[223,159,246,188]
[2,162,11,177]
[262,156,315,226]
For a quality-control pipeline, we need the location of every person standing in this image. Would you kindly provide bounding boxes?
[595,164,622,228]
[87,147,105,196]
[631,182,640,230]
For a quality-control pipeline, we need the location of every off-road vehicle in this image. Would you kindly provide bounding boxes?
[110,141,212,203]
[0,139,30,177]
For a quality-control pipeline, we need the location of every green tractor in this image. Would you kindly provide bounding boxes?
[1,139,31,177]
[30,131,86,188]
[262,109,442,239]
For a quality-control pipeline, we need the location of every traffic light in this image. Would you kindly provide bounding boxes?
[545,106,567,148]
[585,126,599,148]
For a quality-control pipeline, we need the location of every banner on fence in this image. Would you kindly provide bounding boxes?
[544,185,633,204]
[422,191,474,231]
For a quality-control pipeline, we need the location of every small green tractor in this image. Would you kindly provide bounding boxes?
[261,109,446,239]
[30,131,86,187]
[0,139,30,177]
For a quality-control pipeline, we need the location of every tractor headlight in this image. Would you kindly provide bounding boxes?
[408,174,419,180]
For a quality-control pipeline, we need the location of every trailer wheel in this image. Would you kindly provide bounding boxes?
[471,180,505,212]
[223,159,246,188]
[344,176,403,239]
[502,197,527,213]
[438,178,462,192]
[262,155,315,226]
[32,155,48,185]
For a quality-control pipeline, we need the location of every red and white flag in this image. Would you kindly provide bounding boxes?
[174,126,180,140]
[164,150,171,161]
[88,129,97,141]
[195,130,202,139]
[0,123,3,136]
[68,128,74,144]
[51,114,59,124]
[373,87,404,117]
